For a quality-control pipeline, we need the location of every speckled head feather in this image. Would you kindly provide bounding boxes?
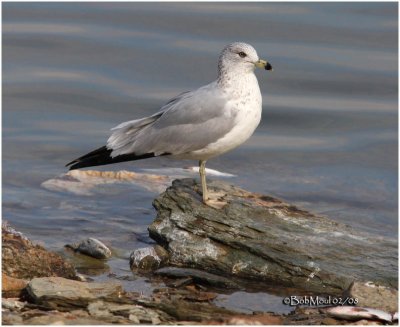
[218,42,260,77]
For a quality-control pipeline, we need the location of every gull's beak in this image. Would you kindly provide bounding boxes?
[255,59,273,71]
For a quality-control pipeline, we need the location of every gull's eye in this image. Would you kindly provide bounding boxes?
[238,52,247,58]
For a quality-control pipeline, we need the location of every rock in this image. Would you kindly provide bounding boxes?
[87,300,172,324]
[64,250,110,276]
[42,169,171,195]
[282,307,340,325]
[152,285,218,303]
[76,273,88,282]
[66,238,112,259]
[129,245,168,271]
[351,319,382,325]
[149,179,397,294]
[2,311,23,325]
[2,273,28,298]
[167,277,194,288]
[348,281,398,313]
[2,223,76,280]
[128,314,140,324]
[26,277,122,310]
[2,298,26,310]
[321,317,341,325]
[22,311,109,325]
[155,267,239,289]
[140,298,240,322]
[216,313,283,325]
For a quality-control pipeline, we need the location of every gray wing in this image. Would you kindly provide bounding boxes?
[107,83,237,157]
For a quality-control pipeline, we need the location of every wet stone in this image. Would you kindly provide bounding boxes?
[149,179,397,295]
[65,251,110,276]
[155,267,239,289]
[130,246,168,271]
[66,238,112,259]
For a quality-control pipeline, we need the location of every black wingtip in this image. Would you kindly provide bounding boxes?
[65,160,78,168]
[66,146,112,170]
[65,146,163,170]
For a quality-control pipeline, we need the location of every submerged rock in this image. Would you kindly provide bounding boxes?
[42,168,233,196]
[2,223,76,281]
[66,238,112,259]
[149,179,397,295]
[155,267,239,289]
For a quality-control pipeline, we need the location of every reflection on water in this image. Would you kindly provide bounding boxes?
[2,2,398,313]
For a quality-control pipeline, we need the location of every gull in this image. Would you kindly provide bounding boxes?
[66,42,272,208]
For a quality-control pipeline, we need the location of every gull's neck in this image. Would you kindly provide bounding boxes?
[217,65,259,93]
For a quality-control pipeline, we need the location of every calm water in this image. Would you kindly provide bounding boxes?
[2,3,398,313]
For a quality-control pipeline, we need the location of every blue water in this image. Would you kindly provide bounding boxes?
[2,2,397,313]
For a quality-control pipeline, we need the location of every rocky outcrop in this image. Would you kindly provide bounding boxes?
[2,223,76,280]
[2,220,396,325]
[149,179,397,295]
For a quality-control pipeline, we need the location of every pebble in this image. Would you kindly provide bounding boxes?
[130,246,168,271]
[66,238,112,259]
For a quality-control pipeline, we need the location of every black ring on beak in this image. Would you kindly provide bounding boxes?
[265,62,273,71]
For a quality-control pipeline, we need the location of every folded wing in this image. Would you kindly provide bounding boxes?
[67,83,236,170]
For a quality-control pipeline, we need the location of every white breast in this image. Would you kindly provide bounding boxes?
[185,73,262,160]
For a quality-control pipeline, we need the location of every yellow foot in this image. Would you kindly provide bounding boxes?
[203,191,227,209]
[204,198,227,209]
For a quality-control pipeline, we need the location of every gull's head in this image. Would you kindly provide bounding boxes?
[218,42,272,74]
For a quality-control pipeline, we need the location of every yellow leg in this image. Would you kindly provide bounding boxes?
[199,160,208,203]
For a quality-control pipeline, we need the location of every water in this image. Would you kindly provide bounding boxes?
[2,3,397,314]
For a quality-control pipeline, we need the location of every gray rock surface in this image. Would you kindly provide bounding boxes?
[26,277,122,310]
[4,275,383,326]
[66,238,112,259]
[149,179,397,295]
[155,267,240,289]
[130,245,169,271]
[348,281,398,313]
[87,300,172,324]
